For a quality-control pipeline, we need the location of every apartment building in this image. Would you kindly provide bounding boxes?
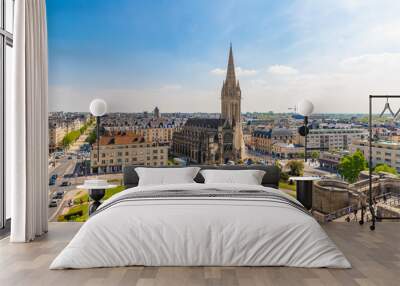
[132,127,177,145]
[296,128,367,151]
[251,128,294,154]
[349,140,400,172]
[48,113,90,153]
[318,151,349,171]
[271,143,304,159]
[102,115,185,145]
[48,123,67,153]
[90,135,169,174]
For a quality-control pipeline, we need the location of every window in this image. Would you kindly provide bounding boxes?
[1,0,14,230]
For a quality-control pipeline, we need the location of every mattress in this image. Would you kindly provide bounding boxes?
[50,183,351,269]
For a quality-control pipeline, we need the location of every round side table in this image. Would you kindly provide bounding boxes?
[289,176,320,210]
[78,180,116,215]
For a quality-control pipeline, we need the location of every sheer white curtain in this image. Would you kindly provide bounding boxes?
[9,0,48,242]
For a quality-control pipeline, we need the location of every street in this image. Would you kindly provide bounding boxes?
[47,128,92,221]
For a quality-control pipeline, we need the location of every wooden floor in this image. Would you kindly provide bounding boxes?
[0,222,399,286]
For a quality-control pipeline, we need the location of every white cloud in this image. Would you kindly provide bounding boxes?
[241,51,400,113]
[339,53,400,73]
[370,22,400,44]
[210,67,258,77]
[210,68,226,76]
[236,67,258,76]
[267,65,299,75]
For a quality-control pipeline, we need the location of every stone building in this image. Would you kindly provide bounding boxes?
[296,128,367,151]
[172,44,244,164]
[271,142,304,159]
[101,114,185,146]
[350,139,400,172]
[318,151,349,171]
[312,174,400,221]
[251,128,294,154]
[172,118,236,164]
[91,135,168,174]
[48,122,67,153]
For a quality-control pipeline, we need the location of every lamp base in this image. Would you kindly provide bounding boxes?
[88,188,105,215]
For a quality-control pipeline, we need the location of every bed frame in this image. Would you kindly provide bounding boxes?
[123,165,280,189]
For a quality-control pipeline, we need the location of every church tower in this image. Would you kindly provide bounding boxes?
[221,44,242,126]
[221,44,244,160]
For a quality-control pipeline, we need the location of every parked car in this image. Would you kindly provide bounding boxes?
[53,191,64,199]
[60,181,71,187]
[49,179,55,186]
[67,156,72,160]
[48,199,58,208]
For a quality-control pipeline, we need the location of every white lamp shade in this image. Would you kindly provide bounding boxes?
[89,99,107,117]
[297,99,314,116]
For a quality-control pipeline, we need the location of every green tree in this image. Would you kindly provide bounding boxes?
[311,151,320,160]
[338,150,367,183]
[374,164,398,175]
[286,160,304,176]
[62,128,85,149]
[85,129,97,145]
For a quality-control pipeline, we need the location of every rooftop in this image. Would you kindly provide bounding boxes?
[353,139,400,147]
[99,135,145,145]
[253,128,292,138]
[309,128,366,134]
[184,118,227,129]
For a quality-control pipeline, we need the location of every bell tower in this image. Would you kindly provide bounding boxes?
[220,44,243,160]
[221,43,241,127]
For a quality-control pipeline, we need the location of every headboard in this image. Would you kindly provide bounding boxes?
[123,165,280,189]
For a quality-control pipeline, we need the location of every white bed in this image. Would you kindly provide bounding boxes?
[50,183,351,269]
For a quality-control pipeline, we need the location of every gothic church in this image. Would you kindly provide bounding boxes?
[172,45,244,164]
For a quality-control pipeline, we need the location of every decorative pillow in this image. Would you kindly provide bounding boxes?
[200,169,266,185]
[136,167,201,186]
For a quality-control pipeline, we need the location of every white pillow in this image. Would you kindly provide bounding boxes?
[200,169,265,185]
[136,167,201,186]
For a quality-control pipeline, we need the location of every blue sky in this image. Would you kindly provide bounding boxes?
[47,0,400,113]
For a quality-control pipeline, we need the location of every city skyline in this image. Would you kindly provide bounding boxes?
[47,0,400,114]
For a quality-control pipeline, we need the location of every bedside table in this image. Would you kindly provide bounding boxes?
[78,180,116,215]
[289,176,320,210]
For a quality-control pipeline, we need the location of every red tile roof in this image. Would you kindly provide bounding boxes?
[99,135,145,146]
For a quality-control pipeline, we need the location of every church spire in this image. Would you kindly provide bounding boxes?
[226,43,236,86]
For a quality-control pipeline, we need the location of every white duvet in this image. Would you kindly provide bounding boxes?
[50,183,351,269]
